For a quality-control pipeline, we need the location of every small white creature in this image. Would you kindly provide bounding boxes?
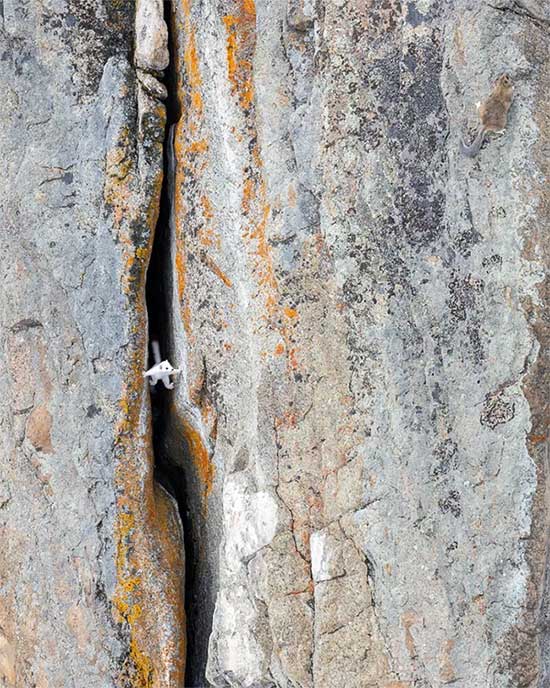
[143,340,180,390]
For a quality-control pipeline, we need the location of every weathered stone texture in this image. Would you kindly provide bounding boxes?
[168,0,550,687]
[0,1,184,686]
[2,0,550,687]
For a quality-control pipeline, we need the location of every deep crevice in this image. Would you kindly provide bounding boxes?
[145,3,201,687]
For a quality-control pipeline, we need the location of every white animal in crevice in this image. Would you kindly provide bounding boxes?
[143,340,180,389]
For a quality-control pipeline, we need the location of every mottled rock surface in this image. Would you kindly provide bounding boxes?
[1,0,550,687]
[0,1,184,686]
[168,1,550,687]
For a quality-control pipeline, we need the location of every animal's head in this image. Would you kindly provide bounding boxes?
[498,73,513,90]
[159,360,181,375]
[143,360,181,379]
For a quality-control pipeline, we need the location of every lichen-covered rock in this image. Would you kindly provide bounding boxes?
[2,0,550,686]
[0,1,184,686]
[168,1,550,687]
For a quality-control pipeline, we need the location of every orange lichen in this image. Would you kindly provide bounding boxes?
[172,0,230,354]
[221,4,300,374]
[108,105,185,687]
[202,254,233,287]
[186,139,209,155]
[176,410,215,502]
[174,251,186,302]
[223,18,238,82]
[243,0,256,17]
[200,195,214,219]
[103,129,134,229]
[223,3,256,110]
[284,307,298,319]
[528,433,547,444]
[184,32,202,93]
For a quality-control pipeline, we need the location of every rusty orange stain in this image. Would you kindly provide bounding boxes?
[221,6,301,374]
[288,184,297,208]
[287,580,315,596]
[288,347,299,370]
[528,433,547,445]
[284,307,298,319]
[439,639,456,683]
[181,414,214,501]
[202,254,233,288]
[275,410,298,429]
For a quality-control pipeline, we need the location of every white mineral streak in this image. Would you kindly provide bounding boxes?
[224,477,279,568]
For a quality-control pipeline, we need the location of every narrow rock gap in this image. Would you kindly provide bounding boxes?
[144,3,203,686]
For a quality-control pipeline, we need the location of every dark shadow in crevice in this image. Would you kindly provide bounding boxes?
[144,2,203,686]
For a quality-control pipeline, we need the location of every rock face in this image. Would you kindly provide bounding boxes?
[0,1,184,686]
[1,0,550,687]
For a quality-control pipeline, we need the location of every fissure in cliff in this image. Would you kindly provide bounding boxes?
[144,3,212,685]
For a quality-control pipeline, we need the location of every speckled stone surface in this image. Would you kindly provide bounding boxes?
[0,1,184,686]
[168,1,550,686]
[1,1,550,687]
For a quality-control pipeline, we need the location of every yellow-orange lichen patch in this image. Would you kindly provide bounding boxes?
[174,247,193,338]
[223,1,256,110]
[173,250,186,304]
[221,5,301,374]
[172,0,229,352]
[184,417,214,500]
[109,112,186,686]
[145,171,164,235]
[103,128,134,229]
[200,195,214,220]
[184,31,202,95]
[284,306,298,320]
[172,405,215,503]
[202,254,233,288]
[186,139,209,155]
